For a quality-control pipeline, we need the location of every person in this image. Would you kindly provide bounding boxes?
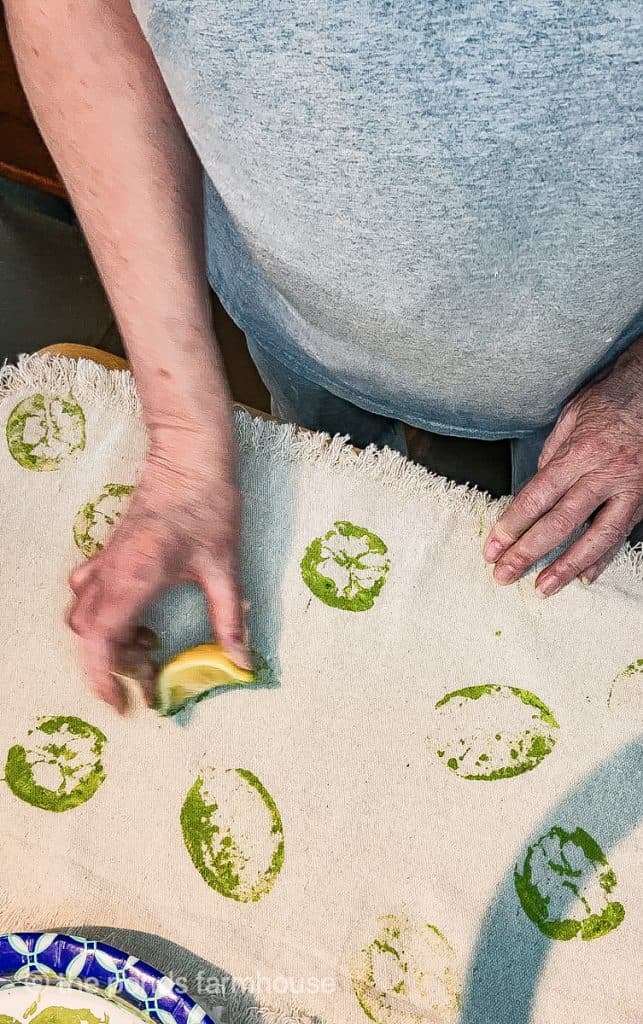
[6,1,642,711]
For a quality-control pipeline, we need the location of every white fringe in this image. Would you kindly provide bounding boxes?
[0,352,141,414]
[2,352,641,594]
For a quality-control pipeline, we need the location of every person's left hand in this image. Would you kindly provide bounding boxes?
[483,338,643,596]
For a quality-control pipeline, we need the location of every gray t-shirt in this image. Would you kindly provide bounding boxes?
[132,1,642,438]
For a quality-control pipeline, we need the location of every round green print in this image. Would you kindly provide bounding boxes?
[30,1011,104,1024]
[351,914,461,1023]
[514,826,625,941]
[5,716,107,812]
[607,657,643,710]
[73,483,134,557]
[181,767,285,902]
[430,684,559,781]
[301,520,390,611]
[6,393,86,471]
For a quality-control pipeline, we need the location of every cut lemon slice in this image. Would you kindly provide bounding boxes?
[156,643,255,716]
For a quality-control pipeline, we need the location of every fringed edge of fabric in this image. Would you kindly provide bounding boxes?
[234,403,643,592]
[0,352,142,414]
[2,353,641,593]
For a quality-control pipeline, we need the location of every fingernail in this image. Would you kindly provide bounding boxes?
[580,574,593,586]
[494,564,516,584]
[536,576,561,597]
[484,539,504,563]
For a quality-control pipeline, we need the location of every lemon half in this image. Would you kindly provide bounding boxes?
[156,643,255,716]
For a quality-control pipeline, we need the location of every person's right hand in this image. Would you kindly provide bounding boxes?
[67,422,250,712]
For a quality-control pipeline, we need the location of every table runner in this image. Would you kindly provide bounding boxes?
[0,354,641,1024]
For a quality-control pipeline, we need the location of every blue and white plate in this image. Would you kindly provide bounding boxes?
[0,934,212,1024]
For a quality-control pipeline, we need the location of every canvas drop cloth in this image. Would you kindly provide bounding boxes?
[0,354,641,1024]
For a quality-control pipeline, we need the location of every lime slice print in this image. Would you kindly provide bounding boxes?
[301,520,390,611]
[181,767,284,902]
[607,658,643,711]
[73,483,134,557]
[30,1011,104,1024]
[6,393,86,471]
[430,684,559,781]
[351,914,461,1023]
[514,825,625,940]
[5,716,107,812]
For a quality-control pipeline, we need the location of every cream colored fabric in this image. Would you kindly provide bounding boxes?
[0,355,641,1024]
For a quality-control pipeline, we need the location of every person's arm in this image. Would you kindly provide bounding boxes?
[5,0,250,709]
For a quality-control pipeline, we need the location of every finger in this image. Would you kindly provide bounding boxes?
[492,477,606,584]
[68,539,168,705]
[537,402,579,471]
[68,550,165,642]
[112,659,158,709]
[201,565,252,669]
[579,546,622,586]
[484,456,583,563]
[535,498,635,596]
[69,556,96,595]
[581,502,643,584]
[78,635,129,714]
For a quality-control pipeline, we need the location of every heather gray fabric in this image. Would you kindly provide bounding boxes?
[132,0,642,439]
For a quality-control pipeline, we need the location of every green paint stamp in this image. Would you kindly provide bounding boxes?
[181,767,284,902]
[514,825,625,940]
[607,657,643,710]
[351,913,461,1023]
[430,684,559,781]
[29,1011,105,1024]
[6,393,86,471]
[73,483,134,557]
[5,716,107,812]
[301,520,390,611]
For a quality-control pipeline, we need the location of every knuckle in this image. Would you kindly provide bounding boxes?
[500,550,531,574]
[548,509,579,536]
[557,554,586,579]
[570,435,599,463]
[68,569,84,593]
[581,477,608,503]
[600,520,626,547]
[516,491,543,521]
[67,603,90,637]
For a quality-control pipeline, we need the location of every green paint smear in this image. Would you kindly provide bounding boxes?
[180,767,285,902]
[607,657,643,708]
[6,393,86,471]
[73,483,134,557]
[24,999,40,1020]
[5,715,107,812]
[514,825,625,941]
[433,684,559,781]
[29,1011,105,1024]
[300,520,390,612]
[351,914,461,1023]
